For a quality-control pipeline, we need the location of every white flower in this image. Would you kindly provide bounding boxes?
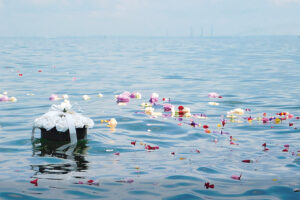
[227,108,244,115]
[208,102,219,106]
[151,93,159,98]
[145,107,154,115]
[83,95,91,100]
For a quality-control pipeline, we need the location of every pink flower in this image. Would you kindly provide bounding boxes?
[262,118,268,123]
[116,91,131,103]
[0,95,9,102]
[117,94,130,103]
[149,93,159,104]
[49,94,58,101]
[208,92,221,98]
[231,174,242,180]
[288,114,294,119]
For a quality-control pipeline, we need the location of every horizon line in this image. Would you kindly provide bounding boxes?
[0,34,299,39]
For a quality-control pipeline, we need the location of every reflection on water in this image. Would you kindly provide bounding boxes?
[0,37,300,199]
[31,138,89,175]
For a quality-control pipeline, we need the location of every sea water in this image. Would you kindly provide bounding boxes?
[0,36,300,199]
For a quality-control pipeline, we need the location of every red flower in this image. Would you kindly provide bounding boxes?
[88,180,94,184]
[204,182,214,189]
[242,160,252,163]
[131,141,136,146]
[282,149,288,152]
[178,111,184,116]
[145,145,159,150]
[30,178,38,186]
[171,152,175,155]
[289,123,293,127]
[18,73,23,76]
[222,120,226,127]
[178,106,184,111]
[203,125,209,129]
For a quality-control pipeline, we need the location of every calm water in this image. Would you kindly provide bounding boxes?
[0,36,300,200]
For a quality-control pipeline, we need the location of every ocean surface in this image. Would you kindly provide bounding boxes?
[0,36,300,200]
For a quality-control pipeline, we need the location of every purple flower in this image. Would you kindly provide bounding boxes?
[130,93,136,98]
[0,95,9,101]
[163,104,173,112]
[149,93,159,104]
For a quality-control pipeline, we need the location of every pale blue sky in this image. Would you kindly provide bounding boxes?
[0,0,300,37]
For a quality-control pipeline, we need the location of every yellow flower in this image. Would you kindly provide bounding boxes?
[9,97,17,102]
[135,92,142,99]
[107,118,117,128]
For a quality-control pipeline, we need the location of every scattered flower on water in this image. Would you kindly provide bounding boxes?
[30,178,38,186]
[204,182,215,189]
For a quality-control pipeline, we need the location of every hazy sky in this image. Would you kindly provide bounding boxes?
[0,0,300,37]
